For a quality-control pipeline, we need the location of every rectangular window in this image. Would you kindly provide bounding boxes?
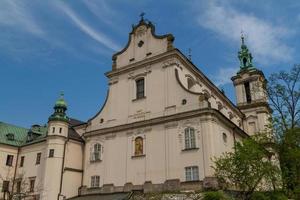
[16,180,21,193]
[184,128,196,149]
[244,82,251,103]
[59,127,62,133]
[29,179,35,192]
[2,181,9,192]
[136,78,145,99]
[20,156,25,167]
[49,149,55,158]
[36,153,41,165]
[52,127,55,133]
[6,155,14,166]
[185,166,199,181]
[91,176,100,188]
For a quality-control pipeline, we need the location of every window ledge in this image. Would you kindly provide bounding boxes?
[182,147,199,152]
[90,159,102,163]
[132,96,146,102]
[182,180,201,183]
[131,154,146,159]
[89,186,100,189]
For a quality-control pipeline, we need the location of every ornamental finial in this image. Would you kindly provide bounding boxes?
[140,12,145,21]
[188,48,192,61]
[60,91,64,99]
[241,30,245,45]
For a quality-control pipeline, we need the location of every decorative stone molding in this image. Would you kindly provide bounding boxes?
[162,58,182,69]
[105,133,116,140]
[109,77,119,85]
[127,66,152,79]
[228,112,234,120]
[217,101,223,110]
[135,25,147,37]
[164,122,178,129]
[85,108,248,139]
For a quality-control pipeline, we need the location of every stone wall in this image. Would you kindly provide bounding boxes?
[79,180,204,196]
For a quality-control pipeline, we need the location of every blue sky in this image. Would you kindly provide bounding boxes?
[1,0,299,128]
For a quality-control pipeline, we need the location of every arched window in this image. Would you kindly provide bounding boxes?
[243,57,247,66]
[222,133,227,143]
[134,137,144,156]
[91,143,101,162]
[187,78,194,90]
[136,78,145,99]
[184,127,196,149]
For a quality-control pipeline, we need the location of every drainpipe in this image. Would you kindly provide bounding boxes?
[57,138,68,200]
[11,146,20,199]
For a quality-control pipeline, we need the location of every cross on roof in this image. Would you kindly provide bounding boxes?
[241,30,245,45]
[140,12,145,21]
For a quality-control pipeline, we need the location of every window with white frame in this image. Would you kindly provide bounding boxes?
[90,143,101,162]
[185,166,199,181]
[184,127,196,149]
[91,176,100,188]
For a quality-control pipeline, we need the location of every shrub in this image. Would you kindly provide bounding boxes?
[250,192,269,200]
[269,192,288,200]
[203,191,230,200]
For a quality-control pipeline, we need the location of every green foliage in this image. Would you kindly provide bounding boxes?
[268,191,288,200]
[203,191,230,200]
[213,136,281,200]
[266,65,300,198]
[250,192,269,200]
[278,128,300,198]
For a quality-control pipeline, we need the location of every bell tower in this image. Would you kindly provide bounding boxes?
[232,35,271,135]
[43,92,69,200]
[48,92,69,137]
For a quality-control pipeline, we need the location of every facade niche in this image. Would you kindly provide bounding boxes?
[134,136,144,156]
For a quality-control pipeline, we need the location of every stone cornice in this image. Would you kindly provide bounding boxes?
[64,167,83,173]
[237,101,272,113]
[231,68,266,82]
[84,108,248,138]
[105,49,244,119]
[106,50,176,78]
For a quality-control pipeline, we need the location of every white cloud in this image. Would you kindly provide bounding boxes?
[0,1,43,36]
[83,0,116,26]
[58,2,121,51]
[212,67,238,86]
[197,0,293,64]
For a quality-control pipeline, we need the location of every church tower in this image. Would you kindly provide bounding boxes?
[43,93,69,200]
[48,92,69,137]
[231,35,271,135]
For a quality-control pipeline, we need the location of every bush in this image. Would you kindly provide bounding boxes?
[203,191,230,200]
[269,192,288,200]
[250,192,269,200]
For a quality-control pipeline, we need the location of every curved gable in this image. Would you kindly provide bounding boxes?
[112,19,174,70]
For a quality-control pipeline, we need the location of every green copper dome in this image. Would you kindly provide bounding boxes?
[49,92,69,123]
[54,93,67,109]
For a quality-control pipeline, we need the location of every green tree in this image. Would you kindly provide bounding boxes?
[266,65,300,197]
[278,128,300,198]
[213,136,281,200]
[267,64,300,136]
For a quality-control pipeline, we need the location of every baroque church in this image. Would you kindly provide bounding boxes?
[0,17,271,200]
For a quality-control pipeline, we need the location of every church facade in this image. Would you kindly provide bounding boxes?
[0,18,270,200]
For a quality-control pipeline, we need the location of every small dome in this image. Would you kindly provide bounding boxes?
[54,92,67,109]
[48,92,69,123]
